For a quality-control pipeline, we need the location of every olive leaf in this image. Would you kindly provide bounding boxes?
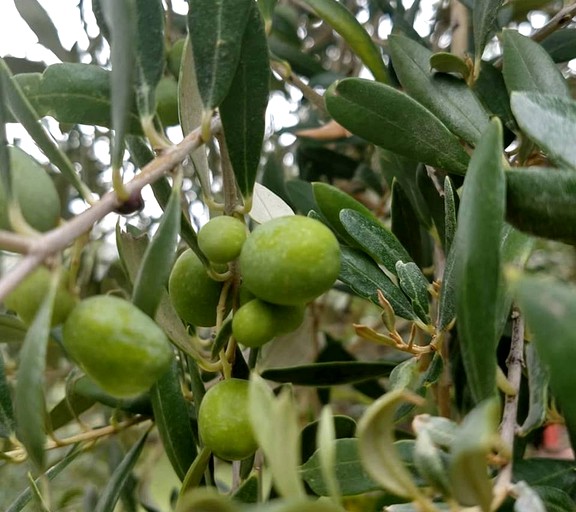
[0,351,15,438]
[316,406,341,502]
[472,0,504,65]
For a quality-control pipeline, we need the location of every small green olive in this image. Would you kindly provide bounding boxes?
[198,216,247,264]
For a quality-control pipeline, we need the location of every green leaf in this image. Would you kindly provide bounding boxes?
[301,438,381,496]
[94,431,149,512]
[472,0,504,63]
[448,397,500,511]
[531,486,576,512]
[151,361,197,482]
[437,240,457,332]
[0,351,15,438]
[249,374,306,499]
[339,208,413,277]
[0,313,28,343]
[518,342,549,437]
[454,118,505,402]
[300,414,357,462]
[513,458,576,496]
[413,428,451,498]
[389,35,490,146]
[502,30,569,98]
[541,29,576,63]
[325,78,470,175]
[177,487,241,512]
[300,0,389,83]
[134,0,165,119]
[47,388,96,433]
[220,3,270,199]
[443,176,457,254]
[316,406,341,501]
[339,246,418,321]
[429,52,470,80]
[131,177,181,318]
[395,261,430,323]
[260,360,396,386]
[514,481,547,512]
[15,270,59,470]
[101,0,136,172]
[357,389,423,499]
[188,0,253,110]
[512,275,576,450]
[510,95,576,172]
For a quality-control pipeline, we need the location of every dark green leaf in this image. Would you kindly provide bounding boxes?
[395,261,429,322]
[389,34,489,145]
[510,95,576,172]
[150,361,197,481]
[502,30,569,97]
[0,314,27,343]
[47,390,96,433]
[513,458,576,498]
[454,118,505,402]
[94,431,149,512]
[0,351,14,437]
[339,208,413,277]
[339,246,418,321]
[268,34,325,77]
[429,52,470,80]
[531,486,576,512]
[15,270,59,470]
[300,0,389,83]
[437,238,457,332]
[301,438,381,496]
[415,166,446,248]
[301,415,357,463]
[232,475,259,504]
[286,179,317,216]
[220,3,269,199]
[3,58,45,75]
[134,0,165,119]
[512,275,576,450]
[325,78,470,175]
[443,176,457,254]
[472,0,504,63]
[188,0,253,110]
[260,360,396,386]
[518,342,549,437]
[131,178,181,318]
[541,29,576,63]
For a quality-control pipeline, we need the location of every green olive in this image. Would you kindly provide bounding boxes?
[155,76,179,127]
[198,216,247,264]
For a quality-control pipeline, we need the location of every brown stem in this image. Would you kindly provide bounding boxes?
[531,3,576,42]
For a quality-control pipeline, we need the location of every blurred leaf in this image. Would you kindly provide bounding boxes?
[503,30,569,97]
[518,342,549,437]
[357,389,423,499]
[3,57,46,74]
[339,246,418,321]
[413,428,451,498]
[429,52,470,80]
[131,177,181,318]
[0,314,27,343]
[412,414,459,449]
[14,0,70,62]
[300,0,389,83]
[0,351,14,438]
[389,35,489,145]
[510,95,576,172]
[301,414,356,462]
[220,3,269,199]
[47,389,96,433]
[188,0,253,110]
[514,481,546,512]
[316,406,341,501]
[178,444,211,496]
[454,118,505,402]
[268,34,325,77]
[134,0,165,119]
[101,0,136,172]
[232,475,259,504]
[541,29,576,63]
[177,487,240,512]
[94,431,149,512]
[15,270,59,470]
[395,261,429,323]
[286,179,317,215]
[512,275,576,450]
[340,208,413,277]
[301,438,381,496]
[472,0,504,63]
[150,361,197,482]
[249,374,306,499]
[530,486,576,511]
[261,360,396,386]
[249,182,295,223]
[448,397,500,511]
[325,78,470,175]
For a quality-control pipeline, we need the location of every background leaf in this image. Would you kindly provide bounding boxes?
[0,351,14,438]
[541,28,576,63]
[472,0,504,63]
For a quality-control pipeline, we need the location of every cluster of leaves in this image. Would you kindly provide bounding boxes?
[1,0,576,511]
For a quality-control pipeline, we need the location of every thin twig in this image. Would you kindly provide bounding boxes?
[0,118,221,302]
[531,2,576,42]
[0,230,32,254]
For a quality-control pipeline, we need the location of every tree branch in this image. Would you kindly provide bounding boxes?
[531,2,576,42]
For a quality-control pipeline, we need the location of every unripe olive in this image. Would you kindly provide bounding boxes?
[167,38,186,79]
[168,249,222,327]
[0,146,60,232]
[62,295,173,398]
[239,216,341,305]
[198,216,247,264]
[197,378,257,461]
[4,266,77,326]
[155,76,179,127]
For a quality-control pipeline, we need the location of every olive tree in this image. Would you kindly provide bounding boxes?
[1,0,576,510]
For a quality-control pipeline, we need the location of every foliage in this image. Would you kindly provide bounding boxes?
[1,0,576,511]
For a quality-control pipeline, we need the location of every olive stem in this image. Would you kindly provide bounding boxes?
[0,229,32,254]
[0,117,222,302]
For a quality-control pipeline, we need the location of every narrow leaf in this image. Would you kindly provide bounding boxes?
[339,246,418,321]
[0,351,15,437]
[454,118,505,402]
[473,0,504,62]
[249,182,294,223]
[518,342,549,437]
[188,0,253,110]
[389,34,490,145]
[413,428,452,498]
[541,28,576,63]
[429,52,470,80]
[300,0,389,83]
[503,30,569,98]
[0,314,27,343]
[220,3,269,198]
[473,60,516,131]
[443,176,457,254]
[317,406,341,501]
[94,431,149,512]
[395,261,430,322]
[325,78,470,175]
[510,95,576,172]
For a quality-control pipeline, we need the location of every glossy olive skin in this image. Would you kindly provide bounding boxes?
[62,295,173,398]
[239,216,341,305]
[168,249,223,327]
[198,216,247,264]
[198,379,258,461]
[4,266,77,326]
